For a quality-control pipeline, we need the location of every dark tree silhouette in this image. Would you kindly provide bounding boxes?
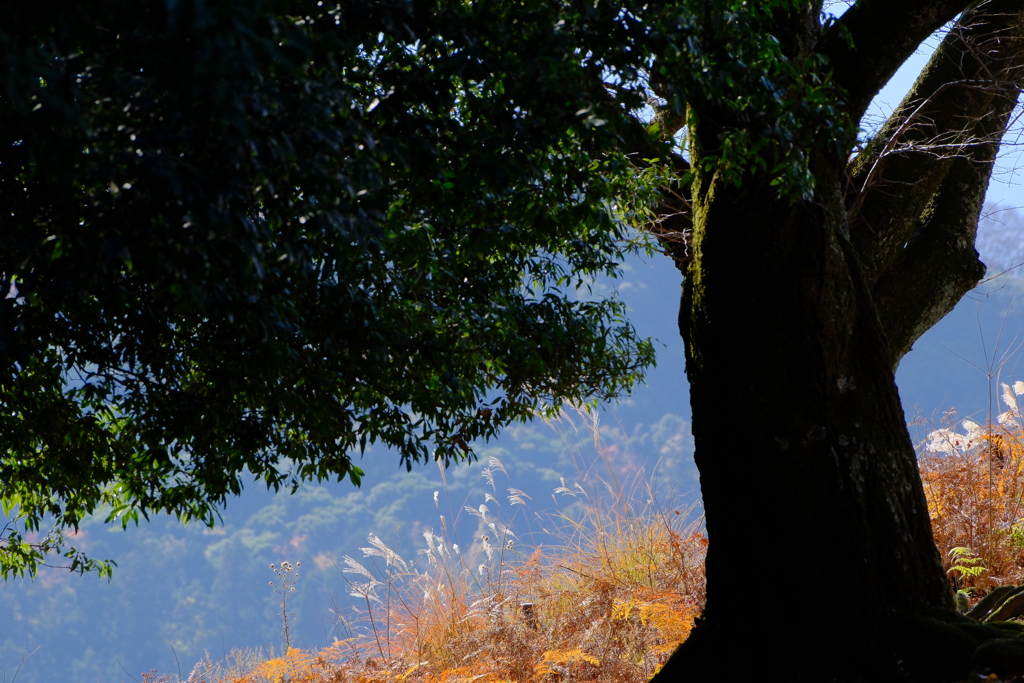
[640,2,1024,680]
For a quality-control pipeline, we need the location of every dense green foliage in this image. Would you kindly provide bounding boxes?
[1,0,991,589]
[0,0,669,578]
[646,1,855,197]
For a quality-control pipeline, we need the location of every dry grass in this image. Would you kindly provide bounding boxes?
[146,378,1024,683]
[229,481,704,682]
[919,381,1024,592]
[176,410,706,683]
[149,382,1024,682]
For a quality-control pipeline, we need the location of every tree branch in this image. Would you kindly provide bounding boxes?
[650,185,693,271]
[865,1,1024,367]
[846,0,1024,286]
[820,0,975,122]
[872,155,989,369]
[649,103,688,142]
[588,75,690,174]
[593,82,693,269]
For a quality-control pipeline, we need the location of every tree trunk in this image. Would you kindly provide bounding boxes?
[653,159,953,682]
[648,3,1024,679]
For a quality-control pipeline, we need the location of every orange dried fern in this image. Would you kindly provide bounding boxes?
[919,383,1024,591]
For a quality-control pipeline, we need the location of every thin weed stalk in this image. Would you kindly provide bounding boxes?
[198,408,706,683]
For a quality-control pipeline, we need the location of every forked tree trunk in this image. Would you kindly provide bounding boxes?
[654,159,952,682]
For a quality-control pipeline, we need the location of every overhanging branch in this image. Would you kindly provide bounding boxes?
[820,0,975,122]
[872,152,990,369]
[594,82,693,270]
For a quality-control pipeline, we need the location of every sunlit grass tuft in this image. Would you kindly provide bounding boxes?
[185,410,706,683]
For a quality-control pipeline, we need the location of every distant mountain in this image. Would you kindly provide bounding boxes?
[978,206,1024,279]
[0,359,697,682]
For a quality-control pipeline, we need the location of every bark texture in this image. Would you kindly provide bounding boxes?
[656,155,952,682]
[648,1,1024,680]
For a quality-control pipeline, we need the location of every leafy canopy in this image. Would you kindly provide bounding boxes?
[1,0,854,578]
[0,0,670,578]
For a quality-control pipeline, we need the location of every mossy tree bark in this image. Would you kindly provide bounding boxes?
[647,1,1024,680]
